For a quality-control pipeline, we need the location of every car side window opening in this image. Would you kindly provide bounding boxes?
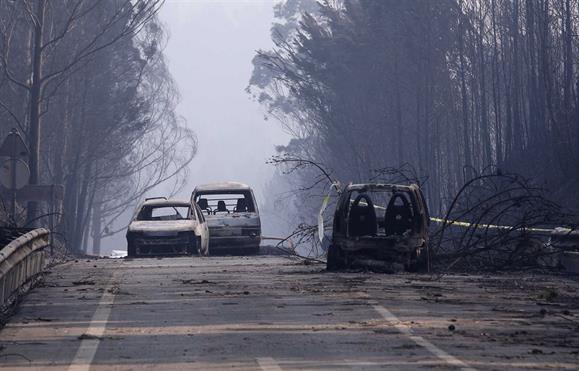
[194,191,256,215]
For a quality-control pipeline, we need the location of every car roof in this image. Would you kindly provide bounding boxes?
[346,183,417,192]
[141,199,191,207]
[194,182,252,192]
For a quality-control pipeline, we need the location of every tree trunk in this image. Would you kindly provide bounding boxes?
[458,7,472,174]
[26,0,46,226]
[91,190,104,256]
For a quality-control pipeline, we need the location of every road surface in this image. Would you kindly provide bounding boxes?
[0,256,578,370]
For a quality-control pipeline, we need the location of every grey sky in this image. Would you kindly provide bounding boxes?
[159,0,289,205]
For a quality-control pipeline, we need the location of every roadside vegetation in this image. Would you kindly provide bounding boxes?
[251,0,579,270]
[0,0,196,254]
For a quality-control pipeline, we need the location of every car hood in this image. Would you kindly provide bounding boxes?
[205,213,260,228]
[128,220,197,234]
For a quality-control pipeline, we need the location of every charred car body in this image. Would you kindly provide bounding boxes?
[327,183,429,271]
[126,198,209,258]
[191,182,261,254]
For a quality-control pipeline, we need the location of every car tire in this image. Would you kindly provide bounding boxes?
[196,237,209,257]
[407,246,428,272]
[326,244,346,271]
[127,242,137,258]
[247,246,260,255]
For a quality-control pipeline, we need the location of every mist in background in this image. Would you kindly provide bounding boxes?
[95,0,292,253]
[159,0,289,204]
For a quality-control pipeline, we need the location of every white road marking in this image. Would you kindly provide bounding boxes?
[257,357,283,371]
[373,305,477,371]
[68,282,117,371]
[343,360,380,367]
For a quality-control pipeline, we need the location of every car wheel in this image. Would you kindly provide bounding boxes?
[326,244,346,271]
[407,246,428,272]
[127,242,137,258]
[196,237,207,257]
[247,246,260,255]
[186,238,196,256]
[199,248,208,257]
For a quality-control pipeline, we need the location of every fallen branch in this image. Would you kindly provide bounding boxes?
[430,169,575,273]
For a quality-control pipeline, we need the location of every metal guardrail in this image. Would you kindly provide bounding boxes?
[550,227,579,247]
[0,228,50,307]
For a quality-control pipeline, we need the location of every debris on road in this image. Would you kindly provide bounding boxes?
[71,280,95,286]
[174,279,215,285]
[78,334,101,341]
[1,256,578,369]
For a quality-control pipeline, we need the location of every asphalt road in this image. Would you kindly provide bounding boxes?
[0,255,578,370]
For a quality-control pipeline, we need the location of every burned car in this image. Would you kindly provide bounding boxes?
[126,198,209,258]
[191,182,261,254]
[327,183,429,272]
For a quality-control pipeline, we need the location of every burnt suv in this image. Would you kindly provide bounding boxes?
[191,182,261,255]
[327,183,429,272]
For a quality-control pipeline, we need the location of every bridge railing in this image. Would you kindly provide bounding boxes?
[0,228,50,307]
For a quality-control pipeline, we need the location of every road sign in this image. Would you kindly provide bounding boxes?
[0,158,29,190]
[0,129,28,158]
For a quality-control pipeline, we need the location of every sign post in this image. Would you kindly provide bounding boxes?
[0,129,30,226]
[0,130,63,253]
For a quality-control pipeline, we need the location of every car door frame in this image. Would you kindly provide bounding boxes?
[192,202,209,254]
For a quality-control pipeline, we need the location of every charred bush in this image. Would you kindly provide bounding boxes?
[431,170,575,272]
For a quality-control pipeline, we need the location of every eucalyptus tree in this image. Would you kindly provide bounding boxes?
[0,0,164,223]
[0,0,197,253]
[252,0,579,221]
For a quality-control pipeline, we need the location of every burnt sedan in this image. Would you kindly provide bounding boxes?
[126,198,209,258]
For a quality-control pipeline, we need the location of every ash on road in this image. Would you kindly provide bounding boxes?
[0,256,577,370]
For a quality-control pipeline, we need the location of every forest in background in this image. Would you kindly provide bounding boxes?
[0,0,195,254]
[251,0,579,232]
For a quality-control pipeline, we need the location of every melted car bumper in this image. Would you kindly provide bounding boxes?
[135,243,191,256]
[127,232,196,257]
[208,235,261,249]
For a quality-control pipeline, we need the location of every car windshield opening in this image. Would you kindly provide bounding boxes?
[137,206,190,221]
[195,190,255,215]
